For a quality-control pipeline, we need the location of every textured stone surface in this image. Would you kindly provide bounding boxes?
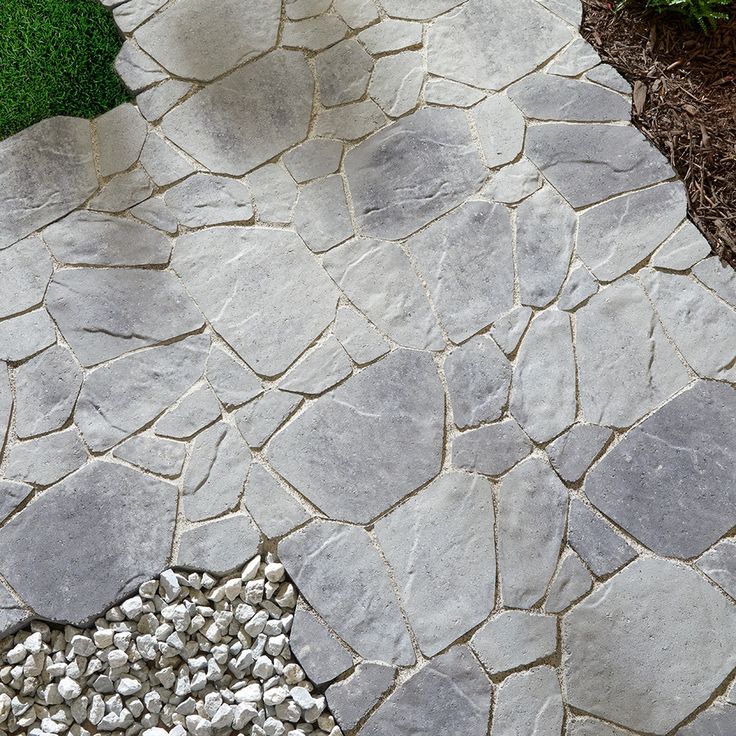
[546,424,612,483]
[140,128,198,187]
[247,163,298,224]
[379,0,463,19]
[316,39,373,107]
[282,15,348,50]
[283,139,344,183]
[0,481,32,524]
[0,236,52,318]
[566,717,636,736]
[452,419,532,477]
[676,702,736,735]
[544,552,593,613]
[650,221,711,270]
[558,264,599,311]
[424,77,485,107]
[695,539,736,599]
[88,167,153,212]
[0,309,56,362]
[693,256,736,307]
[358,18,422,53]
[112,435,187,478]
[293,175,353,253]
[206,346,262,409]
[326,663,395,732]
[472,94,526,168]
[0,585,29,636]
[585,380,736,559]
[490,306,532,355]
[334,0,380,27]
[5,428,87,488]
[114,42,167,92]
[136,79,192,121]
[547,38,600,77]
[485,158,541,204]
[563,558,736,734]
[585,64,631,94]
[95,103,147,177]
[333,306,390,365]
[0,364,10,454]
[314,100,386,140]
[112,0,167,32]
[369,51,424,117]
[164,174,253,228]
[234,389,303,448]
[130,197,178,233]
[154,384,221,439]
[279,336,353,396]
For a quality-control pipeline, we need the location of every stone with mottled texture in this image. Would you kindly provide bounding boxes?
[234,390,303,449]
[567,717,637,736]
[424,77,485,107]
[484,158,541,204]
[293,175,353,252]
[695,539,736,600]
[283,15,348,50]
[280,337,352,395]
[244,464,310,539]
[206,346,262,410]
[95,104,148,177]
[545,552,593,613]
[650,221,711,271]
[247,164,298,224]
[164,174,253,228]
[326,663,395,732]
[0,481,32,524]
[112,0,167,32]
[283,139,343,183]
[452,419,532,477]
[334,0,380,27]
[369,51,424,117]
[0,236,52,318]
[316,39,373,107]
[358,19,422,53]
[333,306,390,365]
[0,309,56,362]
[314,100,386,141]
[547,38,600,77]
[0,585,29,636]
[130,198,178,233]
[136,79,192,122]
[112,435,187,478]
[677,702,736,735]
[286,0,332,20]
[538,0,582,25]
[585,64,631,94]
[139,133,196,187]
[490,307,532,355]
[558,264,599,311]
[693,256,736,307]
[154,384,221,439]
[88,167,153,213]
[472,94,526,168]
[5,429,87,487]
[114,42,167,92]
[546,424,612,483]
[380,0,463,18]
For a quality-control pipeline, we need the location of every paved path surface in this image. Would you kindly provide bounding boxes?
[1,0,735,733]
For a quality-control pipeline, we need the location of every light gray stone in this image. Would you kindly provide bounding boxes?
[677,701,736,735]
[0,309,56,362]
[280,337,352,395]
[162,50,313,175]
[334,0,380,27]
[112,0,167,32]
[344,107,487,240]
[324,238,444,350]
[358,19,422,53]
[14,345,82,439]
[314,99,386,140]
[139,133,196,187]
[244,463,311,539]
[293,175,353,252]
[472,94,526,168]
[510,310,576,443]
[279,520,415,665]
[326,663,395,731]
[234,389,303,449]
[427,0,572,89]
[498,457,568,608]
[576,277,689,428]
[490,306,532,355]
[693,256,736,307]
[176,514,261,575]
[641,268,736,382]
[563,558,736,734]
[547,38,600,76]
[5,429,87,487]
[164,174,253,228]
[316,39,373,107]
[359,646,491,736]
[695,539,736,599]
[452,419,532,477]
[379,0,463,18]
[585,64,631,94]
[491,666,564,736]
[537,0,582,25]
[650,220,711,270]
[526,123,675,208]
[558,264,599,310]
[0,236,52,318]
[516,187,576,307]
[333,306,390,365]
[130,198,179,233]
[268,349,444,522]
[546,424,612,483]
[95,104,148,177]
[206,346,262,409]
[585,380,736,559]
[182,422,251,522]
[567,499,636,578]
[471,610,557,675]
[283,139,343,183]
[43,211,170,266]
[247,163,298,224]
[289,607,353,686]
[0,364,10,453]
[112,435,187,478]
[545,552,593,613]
[114,42,167,93]
[0,461,177,625]
[75,335,209,452]
[282,15,348,50]
[445,336,511,428]
[567,717,636,736]
[408,201,514,342]
[369,51,424,117]
[174,228,337,377]
[135,0,280,81]
[485,158,541,204]
[0,118,97,249]
[136,79,192,121]
[425,77,485,107]
[46,268,203,367]
[87,167,153,212]
[376,472,496,656]
[0,480,32,524]
[0,585,30,638]
[154,384,221,439]
[286,0,332,20]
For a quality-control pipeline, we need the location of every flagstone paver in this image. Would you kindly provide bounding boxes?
[0,0,734,734]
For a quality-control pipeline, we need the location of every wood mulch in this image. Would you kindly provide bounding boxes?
[581,0,736,267]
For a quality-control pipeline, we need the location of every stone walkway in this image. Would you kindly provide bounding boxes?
[0,0,735,733]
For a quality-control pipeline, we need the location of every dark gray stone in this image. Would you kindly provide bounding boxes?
[0,309,56,362]
[164,174,253,227]
[293,175,353,253]
[279,336,353,396]
[5,428,87,488]
[585,64,631,94]
[0,236,52,318]
[452,419,532,477]
[206,345,263,410]
[154,384,222,439]
[326,663,395,732]
[546,424,612,483]
[112,435,187,478]
[0,480,32,524]
[544,552,593,613]
[695,539,736,599]
[234,389,303,449]
[0,585,30,638]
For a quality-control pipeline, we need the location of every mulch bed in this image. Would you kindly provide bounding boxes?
[581,0,736,266]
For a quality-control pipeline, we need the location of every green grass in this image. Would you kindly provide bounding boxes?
[0,0,130,139]
[616,0,731,30]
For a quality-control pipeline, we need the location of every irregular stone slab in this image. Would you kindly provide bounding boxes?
[407,201,514,342]
[516,187,576,307]
[95,103,148,177]
[369,51,424,117]
[279,520,415,665]
[490,306,532,355]
[344,107,486,240]
[427,0,572,90]
[334,0,380,27]
[286,0,332,20]
[135,0,280,81]
[484,158,542,204]
[130,198,179,233]
[139,133,196,187]
[324,239,444,350]
[234,390,303,449]
[471,610,557,675]
[677,701,736,735]
[315,39,373,107]
[43,211,170,266]
[5,428,88,487]
[379,0,463,18]
[444,336,511,428]
[314,100,386,140]
[136,79,192,122]
[452,419,532,477]
[75,335,209,452]
[425,77,486,107]
[114,42,168,92]
[585,380,736,559]
[546,424,612,483]
[358,19,422,53]
[472,94,526,169]
[578,183,687,282]
[244,463,311,539]
[176,513,261,575]
[164,174,253,228]
[525,123,675,208]
[375,473,496,656]
[693,256,736,307]
[162,50,313,176]
[112,0,167,32]
[206,346,262,410]
[268,349,444,522]
[0,364,10,453]
[498,457,568,608]
[154,384,221,439]
[650,221,711,270]
[545,552,593,613]
[641,268,736,382]
[567,717,637,736]
[0,585,30,637]
[173,228,338,377]
[282,15,348,50]
[0,236,52,318]
[333,306,390,365]
[563,557,736,734]
[112,435,187,478]
[510,309,576,443]
[0,309,56,362]
[293,175,353,253]
[360,646,491,736]
[0,117,97,250]
[88,167,154,212]
[547,38,600,77]
[182,422,252,522]
[576,277,689,428]
[567,499,636,578]
[279,336,353,395]
[585,63,631,94]
[695,539,736,599]
[283,139,344,183]
[537,0,582,25]
[491,666,564,736]
[0,480,32,524]
[246,163,298,224]
[289,607,353,686]
[558,264,599,311]
[46,268,204,367]
[14,345,82,440]
[0,461,177,626]
[326,663,395,732]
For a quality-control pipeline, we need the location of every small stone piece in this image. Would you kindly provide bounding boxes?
[112,435,187,478]
[164,174,253,228]
[424,77,485,107]
[112,0,167,32]
[293,175,353,253]
[5,428,87,487]
[139,133,196,187]
[0,480,32,524]
[358,19,422,54]
[282,15,348,51]
[247,163,298,224]
[286,0,332,20]
[585,64,631,94]
[490,306,532,355]
[676,701,736,735]
[326,663,395,731]
[379,0,463,18]
[369,51,424,117]
[695,539,736,599]
[547,38,600,77]
[206,346,263,409]
[0,309,56,362]
[114,42,167,93]
[537,0,583,26]
[155,384,222,439]
[452,419,532,477]
[130,197,179,233]
[136,79,192,121]
[88,167,154,212]
[472,94,526,168]
[484,158,541,204]
[0,364,9,452]
[95,104,148,177]
[0,236,52,318]
[693,256,736,307]
[334,0,380,26]
[650,221,711,270]
[0,585,30,635]
[290,607,353,685]
[333,306,390,365]
[316,39,373,107]
[283,139,343,183]
[567,717,636,736]
[234,390,303,448]
[558,264,599,311]
[280,337,352,395]
[314,100,386,140]
[546,424,612,483]
[544,552,593,613]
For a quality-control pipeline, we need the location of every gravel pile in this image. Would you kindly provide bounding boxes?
[0,554,342,736]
